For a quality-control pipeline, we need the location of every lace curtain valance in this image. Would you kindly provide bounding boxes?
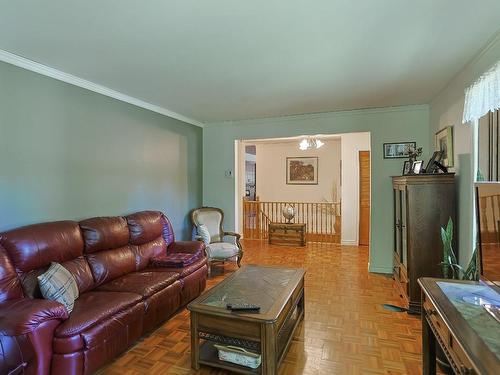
[463,60,500,123]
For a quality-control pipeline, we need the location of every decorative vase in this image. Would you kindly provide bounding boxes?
[282,205,295,223]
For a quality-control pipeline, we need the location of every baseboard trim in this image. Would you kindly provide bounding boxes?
[0,49,204,128]
[368,264,393,274]
[341,239,357,246]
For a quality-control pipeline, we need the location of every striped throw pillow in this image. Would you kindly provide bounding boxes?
[38,262,79,313]
[197,224,211,245]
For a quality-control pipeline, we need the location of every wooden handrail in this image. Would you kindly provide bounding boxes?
[242,199,341,243]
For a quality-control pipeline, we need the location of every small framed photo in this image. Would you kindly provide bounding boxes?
[402,161,412,175]
[435,127,454,167]
[383,142,416,159]
[412,160,423,174]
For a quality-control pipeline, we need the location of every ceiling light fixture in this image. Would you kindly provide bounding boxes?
[299,137,325,150]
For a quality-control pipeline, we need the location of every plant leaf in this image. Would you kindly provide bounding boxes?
[463,248,479,281]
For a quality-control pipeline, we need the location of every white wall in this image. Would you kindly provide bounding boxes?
[255,139,341,202]
[429,33,500,265]
[340,132,371,245]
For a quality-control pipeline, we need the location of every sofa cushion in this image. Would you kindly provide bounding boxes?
[130,237,167,271]
[206,242,240,259]
[61,257,94,294]
[0,245,23,302]
[149,257,207,278]
[79,217,129,254]
[96,271,179,298]
[55,291,142,339]
[85,246,136,287]
[126,211,174,246]
[0,221,84,274]
[38,262,79,313]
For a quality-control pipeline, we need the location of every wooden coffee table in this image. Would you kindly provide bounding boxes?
[187,265,305,375]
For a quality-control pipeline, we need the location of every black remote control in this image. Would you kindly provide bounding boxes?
[226,303,260,312]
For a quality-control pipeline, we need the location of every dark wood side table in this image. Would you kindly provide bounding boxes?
[268,223,306,246]
[418,278,500,375]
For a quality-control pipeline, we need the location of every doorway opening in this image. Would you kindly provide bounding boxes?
[235,132,371,247]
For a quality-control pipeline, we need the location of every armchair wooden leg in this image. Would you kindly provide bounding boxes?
[207,261,212,278]
[237,252,243,268]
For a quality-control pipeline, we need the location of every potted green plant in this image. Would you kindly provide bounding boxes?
[440,217,478,281]
[437,217,478,373]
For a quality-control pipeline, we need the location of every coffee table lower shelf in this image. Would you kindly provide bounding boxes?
[199,341,261,375]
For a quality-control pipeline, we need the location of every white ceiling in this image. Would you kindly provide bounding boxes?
[0,1,499,124]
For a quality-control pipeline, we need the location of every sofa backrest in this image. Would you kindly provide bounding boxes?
[0,211,176,297]
[126,211,174,270]
[80,216,136,287]
[0,221,89,297]
[0,245,23,302]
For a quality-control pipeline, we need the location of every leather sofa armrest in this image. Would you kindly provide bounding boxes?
[0,298,68,336]
[167,241,205,255]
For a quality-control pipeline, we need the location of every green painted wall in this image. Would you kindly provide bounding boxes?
[203,105,430,273]
[0,62,202,239]
[429,33,500,266]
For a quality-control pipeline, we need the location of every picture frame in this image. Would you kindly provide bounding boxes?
[402,160,412,175]
[412,160,423,174]
[383,142,416,159]
[286,157,318,185]
[424,150,444,174]
[435,127,454,167]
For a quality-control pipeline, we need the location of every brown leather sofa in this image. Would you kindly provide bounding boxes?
[0,211,207,375]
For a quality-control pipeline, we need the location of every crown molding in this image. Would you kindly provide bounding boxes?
[0,49,204,128]
[430,29,500,104]
[205,104,429,127]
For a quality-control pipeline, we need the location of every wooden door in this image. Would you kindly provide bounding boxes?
[359,151,370,246]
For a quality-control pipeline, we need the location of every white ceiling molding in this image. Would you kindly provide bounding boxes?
[0,49,204,128]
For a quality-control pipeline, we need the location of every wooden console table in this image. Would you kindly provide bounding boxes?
[268,223,306,246]
[419,278,500,375]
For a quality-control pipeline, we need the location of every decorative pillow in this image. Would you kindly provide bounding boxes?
[151,250,203,268]
[197,224,211,245]
[38,262,79,313]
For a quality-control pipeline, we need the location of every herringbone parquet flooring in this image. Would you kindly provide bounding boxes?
[99,240,435,375]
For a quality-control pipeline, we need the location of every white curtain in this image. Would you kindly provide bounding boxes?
[463,60,500,123]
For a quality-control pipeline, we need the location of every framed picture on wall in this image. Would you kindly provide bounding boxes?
[286,157,318,185]
[383,142,416,159]
[435,126,454,167]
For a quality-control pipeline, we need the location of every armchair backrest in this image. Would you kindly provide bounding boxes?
[190,207,224,243]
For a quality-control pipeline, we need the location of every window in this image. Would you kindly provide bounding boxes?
[477,109,500,181]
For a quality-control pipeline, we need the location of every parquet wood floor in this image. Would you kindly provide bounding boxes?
[99,240,437,375]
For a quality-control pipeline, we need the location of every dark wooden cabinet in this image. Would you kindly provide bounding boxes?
[392,174,456,313]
